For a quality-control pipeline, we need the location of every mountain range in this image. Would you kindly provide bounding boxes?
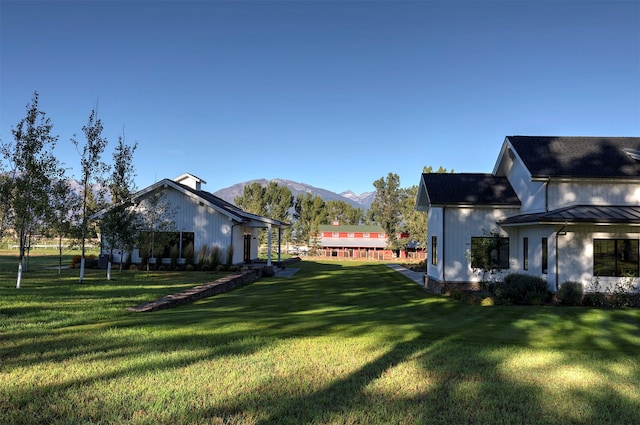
[212,179,376,209]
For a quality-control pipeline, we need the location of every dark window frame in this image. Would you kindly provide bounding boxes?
[594,239,639,277]
[470,236,509,270]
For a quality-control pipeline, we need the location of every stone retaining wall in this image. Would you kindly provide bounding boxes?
[128,269,261,313]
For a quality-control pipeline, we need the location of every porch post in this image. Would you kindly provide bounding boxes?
[267,224,272,266]
[277,227,282,263]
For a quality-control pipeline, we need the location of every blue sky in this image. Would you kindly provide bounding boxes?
[1,0,639,196]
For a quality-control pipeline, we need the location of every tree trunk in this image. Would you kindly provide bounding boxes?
[107,248,112,280]
[58,234,63,275]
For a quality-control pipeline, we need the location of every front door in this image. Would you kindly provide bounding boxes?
[243,234,251,263]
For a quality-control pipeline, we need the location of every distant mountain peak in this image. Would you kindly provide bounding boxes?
[213,179,375,209]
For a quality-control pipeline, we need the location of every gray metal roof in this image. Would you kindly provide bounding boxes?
[499,205,640,226]
[507,136,640,179]
[421,173,521,206]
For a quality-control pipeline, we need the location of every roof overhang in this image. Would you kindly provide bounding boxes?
[498,205,640,227]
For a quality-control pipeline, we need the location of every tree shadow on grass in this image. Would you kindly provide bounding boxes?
[2,260,639,424]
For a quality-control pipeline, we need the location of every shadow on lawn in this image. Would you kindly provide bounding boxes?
[3,260,639,423]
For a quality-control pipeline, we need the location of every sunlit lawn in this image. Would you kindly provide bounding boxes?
[1,254,639,424]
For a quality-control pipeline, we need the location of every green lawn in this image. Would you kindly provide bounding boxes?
[1,257,639,424]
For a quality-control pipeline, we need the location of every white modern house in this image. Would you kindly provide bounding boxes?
[99,173,289,266]
[417,136,640,293]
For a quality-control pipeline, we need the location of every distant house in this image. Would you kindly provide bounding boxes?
[98,173,289,266]
[313,221,423,260]
[416,136,640,293]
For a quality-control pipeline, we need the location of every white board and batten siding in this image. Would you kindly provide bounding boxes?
[555,225,640,292]
[547,181,640,210]
[164,187,258,264]
[428,205,519,283]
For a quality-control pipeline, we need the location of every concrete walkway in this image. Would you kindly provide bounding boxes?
[386,264,426,286]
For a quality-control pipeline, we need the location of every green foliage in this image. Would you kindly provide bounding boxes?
[101,133,139,268]
[400,185,427,249]
[0,92,65,286]
[70,254,96,268]
[198,244,211,269]
[370,172,403,249]
[293,192,327,245]
[495,273,549,305]
[325,200,364,225]
[226,244,233,266]
[582,292,608,307]
[210,245,221,270]
[556,281,583,306]
[234,181,266,215]
[72,109,110,258]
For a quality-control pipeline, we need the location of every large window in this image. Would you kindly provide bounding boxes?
[523,237,529,270]
[470,236,509,270]
[594,239,639,277]
[140,231,194,258]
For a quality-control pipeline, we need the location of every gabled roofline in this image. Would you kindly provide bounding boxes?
[133,179,247,223]
[492,136,534,181]
[416,174,432,211]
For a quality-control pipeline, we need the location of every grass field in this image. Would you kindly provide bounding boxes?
[1,254,639,424]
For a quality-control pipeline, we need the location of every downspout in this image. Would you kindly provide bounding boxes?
[555,222,568,292]
[442,205,446,284]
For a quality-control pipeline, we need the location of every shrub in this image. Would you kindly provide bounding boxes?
[210,245,220,270]
[557,281,583,306]
[226,245,234,266]
[198,245,211,269]
[481,296,495,306]
[70,254,96,268]
[582,292,607,307]
[494,273,549,305]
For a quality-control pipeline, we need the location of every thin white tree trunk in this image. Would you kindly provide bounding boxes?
[16,261,22,289]
[79,258,85,282]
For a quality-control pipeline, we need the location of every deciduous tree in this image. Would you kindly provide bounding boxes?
[0,92,64,288]
[72,109,109,282]
[370,172,403,250]
[324,200,364,225]
[293,193,327,248]
[101,133,138,278]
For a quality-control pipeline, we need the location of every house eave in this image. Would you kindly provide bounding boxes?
[531,175,640,183]
[430,203,521,209]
